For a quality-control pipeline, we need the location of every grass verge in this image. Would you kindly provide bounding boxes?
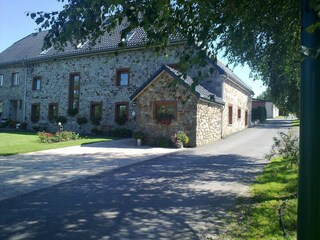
[0,130,113,156]
[220,157,298,240]
[292,119,300,127]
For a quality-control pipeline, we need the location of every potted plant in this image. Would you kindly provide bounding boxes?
[133,131,144,146]
[171,131,189,148]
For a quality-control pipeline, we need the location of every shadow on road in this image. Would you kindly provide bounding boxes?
[0,152,264,240]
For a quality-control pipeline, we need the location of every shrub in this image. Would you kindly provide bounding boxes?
[133,131,144,139]
[38,130,79,143]
[265,130,299,167]
[68,108,79,116]
[152,137,173,148]
[109,128,132,138]
[91,116,101,126]
[115,116,128,126]
[171,131,189,148]
[77,116,88,125]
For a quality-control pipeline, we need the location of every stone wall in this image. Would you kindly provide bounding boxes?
[1,46,186,132]
[0,65,26,123]
[196,100,223,146]
[135,72,198,146]
[222,78,252,137]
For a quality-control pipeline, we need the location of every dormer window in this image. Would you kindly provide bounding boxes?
[76,40,89,49]
[40,47,53,55]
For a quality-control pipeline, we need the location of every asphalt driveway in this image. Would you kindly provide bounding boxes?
[0,119,294,240]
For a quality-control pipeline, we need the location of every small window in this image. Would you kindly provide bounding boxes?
[90,102,102,123]
[31,103,40,123]
[69,73,80,113]
[154,101,177,123]
[32,77,42,90]
[0,74,3,87]
[238,108,241,119]
[116,69,129,86]
[115,102,128,125]
[11,72,19,86]
[245,110,248,126]
[228,105,233,125]
[48,103,58,121]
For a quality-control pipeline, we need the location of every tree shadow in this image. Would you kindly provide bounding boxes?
[0,152,266,239]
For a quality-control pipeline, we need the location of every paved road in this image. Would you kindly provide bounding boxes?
[0,139,180,201]
[0,119,293,240]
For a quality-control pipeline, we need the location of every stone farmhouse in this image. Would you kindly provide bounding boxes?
[0,25,254,147]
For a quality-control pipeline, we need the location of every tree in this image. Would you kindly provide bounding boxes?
[29,0,301,115]
[30,1,320,239]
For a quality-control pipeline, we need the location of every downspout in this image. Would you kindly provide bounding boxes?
[220,75,226,139]
[23,61,27,123]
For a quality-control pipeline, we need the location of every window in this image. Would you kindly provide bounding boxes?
[238,108,241,119]
[90,102,102,123]
[115,102,128,125]
[32,77,42,90]
[116,69,129,86]
[31,103,40,123]
[11,72,19,86]
[154,101,177,124]
[48,103,58,121]
[0,74,3,87]
[245,110,248,126]
[228,105,233,125]
[69,73,80,113]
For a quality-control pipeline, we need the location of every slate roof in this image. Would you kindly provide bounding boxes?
[205,57,254,95]
[0,23,183,66]
[130,65,225,105]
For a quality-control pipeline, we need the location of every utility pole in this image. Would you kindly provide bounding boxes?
[298,0,320,239]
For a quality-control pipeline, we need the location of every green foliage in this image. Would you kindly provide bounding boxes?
[171,131,189,147]
[133,131,144,139]
[109,128,132,138]
[55,115,67,124]
[265,131,299,167]
[221,157,298,240]
[77,116,88,125]
[68,108,79,116]
[252,107,267,122]
[151,137,173,148]
[0,130,112,156]
[91,117,101,126]
[115,116,128,126]
[38,130,79,143]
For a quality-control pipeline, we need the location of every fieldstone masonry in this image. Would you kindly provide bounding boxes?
[0,44,253,146]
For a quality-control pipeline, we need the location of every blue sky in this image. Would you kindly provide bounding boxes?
[0,0,266,96]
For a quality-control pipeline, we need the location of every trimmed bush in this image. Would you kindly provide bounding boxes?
[151,137,173,148]
[109,128,132,138]
[38,130,79,143]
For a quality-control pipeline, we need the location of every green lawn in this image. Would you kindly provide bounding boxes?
[221,157,298,240]
[0,130,113,156]
[292,119,300,127]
